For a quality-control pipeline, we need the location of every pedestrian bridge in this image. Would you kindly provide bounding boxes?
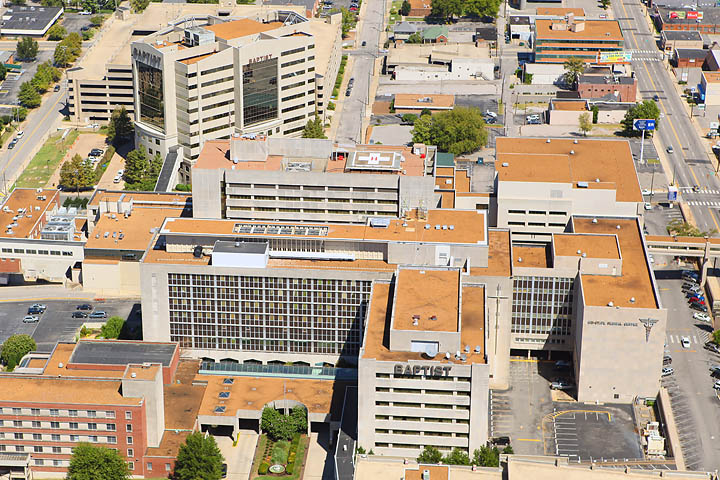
[645,235,720,259]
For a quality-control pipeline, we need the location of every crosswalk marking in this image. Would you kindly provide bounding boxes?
[668,335,702,344]
[679,188,720,194]
[687,201,720,206]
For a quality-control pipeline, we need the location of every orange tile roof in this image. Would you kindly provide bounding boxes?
[0,188,58,239]
[554,233,620,259]
[393,269,460,332]
[180,52,216,65]
[495,138,642,203]
[535,19,623,41]
[205,19,283,40]
[573,217,657,309]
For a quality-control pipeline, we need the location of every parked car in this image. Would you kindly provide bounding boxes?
[113,176,122,184]
[361,41,367,46]
[691,301,708,312]
[89,311,107,319]
[644,202,652,210]
[490,436,511,446]
[22,315,39,323]
[8,139,17,149]
[663,354,672,365]
[653,94,660,101]
[686,292,705,300]
[661,366,674,377]
[79,10,92,14]
[714,380,720,390]
[550,379,574,390]
[554,360,571,369]
[54,84,60,92]
[72,311,88,318]
[77,304,92,310]
[16,131,24,138]
[689,296,705,305]
[642,189,653,195]
[221,463,228,479]
[705,342,720,354]
[682,270,699,281]
[681,336,691,348]
[694,312,711,322]
[349,5,358,10]
[30,303,46,311]
[27,307,44,315]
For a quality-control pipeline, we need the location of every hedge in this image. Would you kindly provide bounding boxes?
[259,462,269,475]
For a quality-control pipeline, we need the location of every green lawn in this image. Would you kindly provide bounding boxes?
[14,130,79,189]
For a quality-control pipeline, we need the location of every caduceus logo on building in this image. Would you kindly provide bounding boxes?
[639,318,659,343]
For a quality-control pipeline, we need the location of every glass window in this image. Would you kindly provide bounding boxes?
[125,411,132,420]
[147,462,153,470]
[137,62,164,131]
[242,58,278,126]
[127,448,134,457]
[126,424,132,432]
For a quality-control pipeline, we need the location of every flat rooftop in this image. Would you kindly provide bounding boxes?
[160,209,487,245]
[363,280,485,363]
[513,244,550,269]
[393,269,460,332]
[88,190,191,208]
[196,374,349,418]
[0,375,141,406]
[1,6,62,33]
[0,188,58,239]
[304,18,341,79]
[705,72,720,83]
[552,100,588,111]
[394,94,455,109]
[205,19,283,40]
[495,138,642,203]
[85,206,189,251]
[663,30,702,40]
[70,340,176,367]
[471,230,511,277]
[554,233,620,259]
[573,217,657,309]
[535,19,623,41]
[536,7,586,16]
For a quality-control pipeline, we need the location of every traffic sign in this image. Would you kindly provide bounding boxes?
[633,119,656,131]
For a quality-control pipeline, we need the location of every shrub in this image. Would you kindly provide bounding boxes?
[286,463,294,474]
[258,462,269,474]
[175,183,192,192]
[328,102,336,111]
[271,440,289,464]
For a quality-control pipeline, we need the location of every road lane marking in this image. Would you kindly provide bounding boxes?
[517,438,541,442]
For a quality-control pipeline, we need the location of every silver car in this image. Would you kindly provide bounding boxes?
[22,315,39,323]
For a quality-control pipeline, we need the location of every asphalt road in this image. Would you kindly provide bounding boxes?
[612,0,720,233]
[334,0,387,144]
[655,262,720,471]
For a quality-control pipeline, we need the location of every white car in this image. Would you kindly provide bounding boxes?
[681,336,691,348]
[16,131,24,138]
[642,189,653,195]
[644,202,652,210]
[117,169,124,176]
[714,380,720,390]
[113,176,122,184]
[661,366,674,377]
[22,315,39,323]
[79,10,92,14]
[694,312,712,323]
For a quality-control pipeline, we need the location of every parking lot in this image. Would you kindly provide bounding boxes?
[490,358,645,462]
[0,50,55,103]
[61,12,93,35]
[0,299,139,352]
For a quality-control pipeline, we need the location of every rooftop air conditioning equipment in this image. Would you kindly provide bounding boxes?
[464,345,470,353]
[474,345,481,353]
[435,225,441,229]
[501,162,509,167]
[445,352,451,359]
[546,139,551,143]
[193,246,203,258]
[424,224,431,230]
[131,372,137,378]
[573,139,578,144]
[577,250,581,254]
[517,257,522,263]
[592,218,598,224]
[570,150,575,155]
[422,470,431,480]
[608,301,614,307]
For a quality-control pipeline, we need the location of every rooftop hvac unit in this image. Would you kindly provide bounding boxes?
[422,470,430,480]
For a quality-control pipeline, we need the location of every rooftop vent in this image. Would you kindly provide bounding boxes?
[424,224,431,230]
[546,139,551,143]
[464,345,470,353]
[608,301,614,307]
[630,297,636,303]
[595,178,600,182]
[449,225,454,230]
[58,363,63,369]
[445,352,451,359]
[573,139,578,144]
[223,378,234,385]
[577,249,582,254]
[460,353,467,362]
[430,315,438,321]
[219,391,230,399]
[474,345,481,353]
[214,406,226,414]
[131,372,137,378]
[517,257,522,263]
[592,218,598,224]
[435,224,441,230]
[422,470,431,480]
[577,181,588,188]
[616,225,621,230]
[581,253,587,258]
[570,150,575,155]
[501,162,509,167]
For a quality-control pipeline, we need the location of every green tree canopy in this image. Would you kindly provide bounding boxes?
[55,32,83,66]
[712,330,720,346]
[465,0,502,18]
[107,106,134,144]
[443,448,471,465]
[472,446,500,467]
[0,64,7,82]
[67,443,129,480]
[302,116,327,139]
[578,112,592,136]
[431,0,462,21]
[1,334,36,370]
[261,406,308,441]
[406,32,423,43]
[31,61,60,93]
[562,57,585,86]
[90,15,105,26]
[600,0,610,9]
[60,154,95,191]
[667,219,716,237]
[47,24,67,41]
[16,37,38,60]
[400,0,411,15]
[130,0,150,12]
[411,106,488,155]
[101,316,125,339]
[123,149,149,185]
[417,446,443,464]
[174,432,224,480]
[622,100,660,135]
[18,81,40,108]
[338,7,357,38]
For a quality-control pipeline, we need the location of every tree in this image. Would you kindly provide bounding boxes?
[90,15,105,26]
[591,104,599,124]
[401,113,417,124]
[18,82,40,108]
[562,57,584,86]
[123,149,149,185]
[411,106,488,155]
[101,316,125,339]
[622,100,660,135]
[31,61,60,93]
[712,330,720,346]
[578,112,592,136]
[339,7,357,38]
[60,154,95,192]
[41,0,65,6]
[67,443,129,480]
[0,64,7,82]
[130,0,150,12]
[417,446,443,464]
[406,32,423,43]
[54,44,73,67]
[472,446,500,467]
[443,448,471,465]
[107,106,134,144]
[16,37,38,60]
[400,0,411,15]
[667,219,716,237]
[55,32,83,66]
[260,406,308,441]
[1,334,36,371]
[174,432,224,480]
[465,0,502,18]
[431,0,462,22]
[46,24,67,41]
[599,0,610,9]
[502,445,514,455]
[302,116,327,139]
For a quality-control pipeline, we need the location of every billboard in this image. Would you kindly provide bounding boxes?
[669,10,686,18]
[596,51,633,64]
[670,10,703,19]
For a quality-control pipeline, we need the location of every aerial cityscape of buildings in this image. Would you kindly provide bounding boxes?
[0,0,719,478]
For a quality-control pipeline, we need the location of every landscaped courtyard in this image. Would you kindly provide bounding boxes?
[251,406,309,480]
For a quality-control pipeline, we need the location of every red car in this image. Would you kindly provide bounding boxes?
[349,5,357,10]
[689,296,706,305]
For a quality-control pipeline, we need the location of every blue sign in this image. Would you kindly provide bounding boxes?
[633,119,656,131]
[668,186,678,202]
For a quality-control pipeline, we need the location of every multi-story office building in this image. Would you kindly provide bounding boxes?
[0,340,202,478]
[131,11,341,183]
[191,135,438,223]
[533,17,624,63]
[494,137,643,239]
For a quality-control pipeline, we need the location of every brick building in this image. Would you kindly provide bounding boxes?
[577,74,637,102]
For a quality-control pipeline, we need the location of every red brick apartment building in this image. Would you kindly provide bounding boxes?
[0,340,204,479]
